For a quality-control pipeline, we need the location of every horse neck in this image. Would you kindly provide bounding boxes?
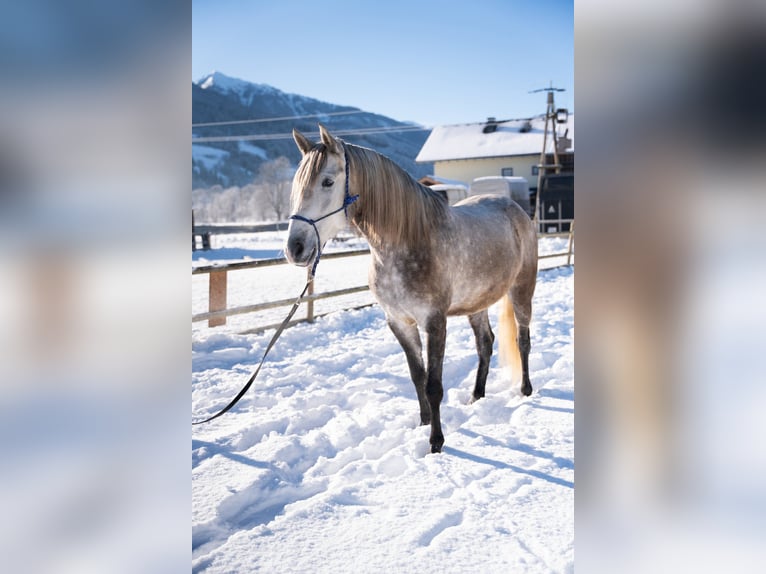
[346,144,446,251]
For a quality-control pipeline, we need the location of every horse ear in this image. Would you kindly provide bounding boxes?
[318,123,342,155]
[292,128,314,156]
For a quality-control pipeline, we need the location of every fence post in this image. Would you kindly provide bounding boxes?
[306,269,315,323]
[208,270,228,327]
[566,220,575,266]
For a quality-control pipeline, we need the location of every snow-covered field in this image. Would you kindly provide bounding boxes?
[192,233,574,573]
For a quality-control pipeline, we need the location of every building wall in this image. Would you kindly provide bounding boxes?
[432,152,574,191]
[433,154,540,190]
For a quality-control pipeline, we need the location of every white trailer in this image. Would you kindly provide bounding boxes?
[469,176,532,215]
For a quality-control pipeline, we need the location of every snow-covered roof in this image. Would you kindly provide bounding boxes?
[416,115,574,163]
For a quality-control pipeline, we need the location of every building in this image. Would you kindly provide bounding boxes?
[415,115,574,195]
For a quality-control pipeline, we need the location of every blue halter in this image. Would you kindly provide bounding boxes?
[288,146,359,278]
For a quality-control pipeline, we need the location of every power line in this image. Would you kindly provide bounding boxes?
[192,124,431,144]
[190,113,556,144]
[192,110,368,128]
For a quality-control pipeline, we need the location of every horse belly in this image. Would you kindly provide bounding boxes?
[444,216,520,316]
[447,254,515,315]
[447,280,511,316]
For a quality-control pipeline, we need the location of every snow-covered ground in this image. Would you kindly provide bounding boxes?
[192,232,574,573]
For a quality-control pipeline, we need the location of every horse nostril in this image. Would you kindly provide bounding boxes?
[288,236,305,259]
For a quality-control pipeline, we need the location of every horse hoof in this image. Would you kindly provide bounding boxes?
[521,383,533,396]
[430,444,442,454]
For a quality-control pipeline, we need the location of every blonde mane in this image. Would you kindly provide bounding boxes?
[292,140,448,247]
[344,143,447,247]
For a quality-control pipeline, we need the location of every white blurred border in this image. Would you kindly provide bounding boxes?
[576,1,766,572]
[0,3,189,572]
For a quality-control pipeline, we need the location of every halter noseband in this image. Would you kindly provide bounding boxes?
[288,146,359,278]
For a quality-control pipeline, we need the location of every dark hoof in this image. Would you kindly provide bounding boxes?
[521,382,533,396]
[469,393,484,405]
[430,443,443,454]
[420,417,431,426]
[430,435,444,454]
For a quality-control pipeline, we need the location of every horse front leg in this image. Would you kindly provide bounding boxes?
[387,318,430,425]
[425,312,447,453]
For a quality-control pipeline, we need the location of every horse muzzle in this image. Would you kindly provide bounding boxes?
[285,229,317,267]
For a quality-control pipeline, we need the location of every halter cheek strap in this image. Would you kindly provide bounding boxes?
[289,146,359,278]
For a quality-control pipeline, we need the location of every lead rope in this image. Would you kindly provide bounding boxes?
[192,280,311,425]
[192,146,357,425]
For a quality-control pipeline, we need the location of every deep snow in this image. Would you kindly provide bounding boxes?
[192,235,573,573]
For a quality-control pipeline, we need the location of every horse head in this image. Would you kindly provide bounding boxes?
[285,124,351,269]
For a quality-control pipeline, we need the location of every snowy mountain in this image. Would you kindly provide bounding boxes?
[192,72,433,189]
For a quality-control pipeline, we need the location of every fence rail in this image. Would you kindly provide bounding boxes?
[193,249,372,328]
[192,226,573,332]
[192,219,290,251]
[192,248,370,276]
[194,221,289,236]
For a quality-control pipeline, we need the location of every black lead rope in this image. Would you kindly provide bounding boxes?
[192,145,358,426]
[192,280,312,425]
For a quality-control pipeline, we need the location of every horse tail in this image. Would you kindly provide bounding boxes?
[498,293,522,387]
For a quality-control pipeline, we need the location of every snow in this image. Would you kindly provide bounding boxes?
[197,71,281,107]
[192,145,230,171]
[197,71,273,96]
[192,233,574,573]
[416,115,574,163]
[238,141,268,159]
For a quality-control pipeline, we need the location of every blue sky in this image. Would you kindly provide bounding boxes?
[192,0,573,126]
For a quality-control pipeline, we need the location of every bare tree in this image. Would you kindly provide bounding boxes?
[258,156,292,221]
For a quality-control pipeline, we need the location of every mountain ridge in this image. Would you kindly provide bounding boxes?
[192,72,432,189]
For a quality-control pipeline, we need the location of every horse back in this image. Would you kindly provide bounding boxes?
[451,194,536,263]
[441,194,537,315]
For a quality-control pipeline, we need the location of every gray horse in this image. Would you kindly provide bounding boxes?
[285,125,537,453]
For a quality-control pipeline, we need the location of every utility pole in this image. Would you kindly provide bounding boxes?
[530,82,566,229]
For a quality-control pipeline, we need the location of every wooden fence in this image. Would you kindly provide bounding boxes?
[192,250,372,331]
[192,225,574,333]
[192,218,289,251]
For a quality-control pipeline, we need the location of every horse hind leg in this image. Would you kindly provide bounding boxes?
[498,290,533,396]
[387,318,430,425]
[517,324,532,396]
[468,310,494,403]
[510,283,535,396]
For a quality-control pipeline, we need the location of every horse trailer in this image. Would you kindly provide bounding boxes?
[538,174,573,232]
[469,176,532,216]
[430,183,469,206]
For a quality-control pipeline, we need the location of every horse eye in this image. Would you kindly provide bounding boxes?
[321,177,334,188]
